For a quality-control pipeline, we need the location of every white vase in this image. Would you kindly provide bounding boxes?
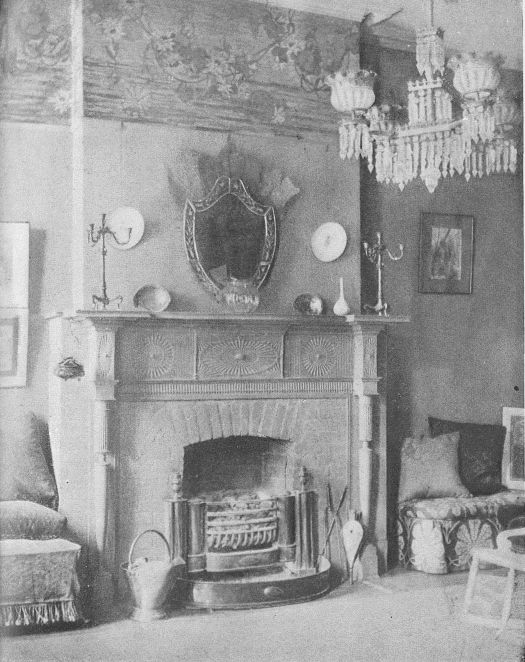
[333,277,350,316]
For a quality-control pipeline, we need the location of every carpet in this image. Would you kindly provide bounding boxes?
[2,571,524,662]
[444,571,525,623]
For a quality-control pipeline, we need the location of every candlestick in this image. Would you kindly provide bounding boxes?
[362,231,404,316]
[88,213,131,309]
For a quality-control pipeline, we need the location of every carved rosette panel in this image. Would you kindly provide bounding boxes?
[118,329,194,381]
[364,336,377,378]
[95,330,116,382]
[197,334,281,380]
[144,334,177,378]
[301,337,336,377]
[285,332,351,379]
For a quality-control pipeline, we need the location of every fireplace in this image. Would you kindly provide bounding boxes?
[156,410,331,608]
[166,464,328,608]
[48,311,408,614]
[180,435,293,575]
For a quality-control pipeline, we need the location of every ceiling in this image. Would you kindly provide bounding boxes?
[249,0,523,70]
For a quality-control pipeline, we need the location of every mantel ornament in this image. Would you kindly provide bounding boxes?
[88,213,129,309]
[362,232,404,316]
[54,356,85,381]
[183,177,277,310]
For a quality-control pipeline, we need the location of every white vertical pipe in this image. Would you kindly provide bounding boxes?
[71,0,84,309]
[358,395,373,526]
[93,399,111,560]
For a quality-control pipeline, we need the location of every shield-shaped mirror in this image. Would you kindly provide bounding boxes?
[184,177,277,300]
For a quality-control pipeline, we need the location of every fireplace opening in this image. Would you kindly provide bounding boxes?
[181,435,293,500]
[167,442,330,608]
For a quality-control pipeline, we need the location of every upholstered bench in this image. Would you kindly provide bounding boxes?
[398,491,525,574]
[396,416,525,575]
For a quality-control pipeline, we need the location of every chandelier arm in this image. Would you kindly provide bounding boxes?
[366,9,404,29]
[427,0,435,28]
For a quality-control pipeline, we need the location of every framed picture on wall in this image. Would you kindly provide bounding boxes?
[0,222,29,308]
[418,213,474,294]
[0,309,28,388]
[502,407,525,490]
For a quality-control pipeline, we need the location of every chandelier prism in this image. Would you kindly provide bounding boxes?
[326,1,519,193]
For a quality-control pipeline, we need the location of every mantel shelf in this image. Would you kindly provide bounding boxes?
[54,310,410,327]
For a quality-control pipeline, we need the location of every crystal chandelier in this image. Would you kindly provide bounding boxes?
[326,2,520,193]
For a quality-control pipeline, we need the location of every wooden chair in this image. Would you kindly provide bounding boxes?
[463,526,525,635]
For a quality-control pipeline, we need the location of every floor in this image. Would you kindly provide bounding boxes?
[1,570,524,662]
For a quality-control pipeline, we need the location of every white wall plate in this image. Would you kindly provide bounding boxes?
[106,207,145,250]
[311,222,347,262]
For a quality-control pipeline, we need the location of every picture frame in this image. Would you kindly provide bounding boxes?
[418,213,474,294]
[502,407,525,490]
[0,222,29,308]
[0,309,28,388]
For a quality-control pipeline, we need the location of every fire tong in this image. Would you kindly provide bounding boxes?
[320,484,364,583]
[320,484,348,579]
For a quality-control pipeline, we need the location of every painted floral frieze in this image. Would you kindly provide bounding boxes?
[0,0,71,122]
[0,0,359,132]
[84,0,359,133]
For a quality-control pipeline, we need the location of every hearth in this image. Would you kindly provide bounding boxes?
[166,468,330,609]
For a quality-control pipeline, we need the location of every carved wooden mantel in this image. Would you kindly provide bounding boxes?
[49,310,408,612]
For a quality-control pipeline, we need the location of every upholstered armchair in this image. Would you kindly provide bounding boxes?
[0,412,83,627]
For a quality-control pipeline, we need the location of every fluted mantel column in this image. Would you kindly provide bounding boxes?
[85,318,122,614]
[351,323,383,529]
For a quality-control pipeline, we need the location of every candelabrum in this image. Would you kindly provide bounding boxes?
[362,232,404,316]
[88,214,130,309]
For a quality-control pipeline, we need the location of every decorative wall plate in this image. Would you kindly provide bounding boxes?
[106,207,145,249]
[310,222,347,262]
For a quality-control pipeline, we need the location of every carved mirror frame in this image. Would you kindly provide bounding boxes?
[184,176,277,299]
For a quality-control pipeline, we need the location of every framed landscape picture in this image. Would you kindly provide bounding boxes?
[418,213,474,294]
[0,309,28,388]
[502,407,525,490]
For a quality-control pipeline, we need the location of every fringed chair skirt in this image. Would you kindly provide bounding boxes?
[0,538,82,627]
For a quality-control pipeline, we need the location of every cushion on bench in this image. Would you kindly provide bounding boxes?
[428,417,507,495]
[398,432,470,502]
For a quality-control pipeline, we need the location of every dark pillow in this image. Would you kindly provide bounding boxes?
[428,416,507,496]
[0,411,58,509]
[398,432,471,503]
[0,501,66,539]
